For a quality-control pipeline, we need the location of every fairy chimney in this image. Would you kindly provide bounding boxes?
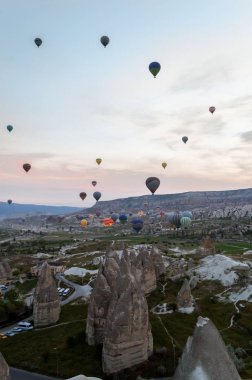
[33,261,60,327]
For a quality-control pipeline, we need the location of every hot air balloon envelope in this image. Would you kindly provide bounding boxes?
[149,62,161,78]
[34,38,42,47]
[146,177,160,195]
[23,163,31,173]
[96,158,102,165]
[119,213,127,224]
[180,216,192,228]
[209,106,216,114]
[92,181,97,187]
[93,191,101,202]
[7,199,12,205]
[100,35,109,47]
[131,218,144,233]
[80,219,88,228]
[182,136,188,144]
[162,162,167,169]
[79,192,87,201]
[7,125,13,132]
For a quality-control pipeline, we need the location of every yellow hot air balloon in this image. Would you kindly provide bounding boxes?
[96,158,102,165]
[162,162,167,169]
[80,219,88,228]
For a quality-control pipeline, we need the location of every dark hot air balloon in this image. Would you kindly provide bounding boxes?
[171,212,181,229]
[162,162,167,169]
[23,163,31,173]
[149,62,161,78]
[131,218,144,233]
[209,106,216,114]
[7,125,13,132]
[100,36,110,47]
[146,177,160,195]
[111,213,119,222]
[93,191,101,202]
[7,199,12,205]
[34,38,42,47]
[92,181,97,187]
[79,192,87,201]
[96,158,102,165]
[182,136,188,144]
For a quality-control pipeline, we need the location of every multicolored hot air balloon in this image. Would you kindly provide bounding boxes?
[149,62,161,78]
[7,199,12,205]
[34,38,42,47]
[100,36,110,47]
[79,192,87,201]
[162,162,167,169]
[96,158,102,165]
[80,219,88,228]
[119,213,127,224]
[92,181,97,187]
[93,191,101,202]
[146,177,160,195]
[209,106,216,114]
[182,136,188,144]
[180,216,192,228]
[131,218,144,233]
[23,163,31,173]
[6,125,13,132]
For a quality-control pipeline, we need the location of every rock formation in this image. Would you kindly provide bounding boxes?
[176,279,193,310]
[33,261,60,327]
[173,316,241,380]
[0,352,10,380]
[86,244,163,373]
[0,261,11,284]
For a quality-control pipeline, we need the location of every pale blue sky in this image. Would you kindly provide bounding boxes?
[1,0,252,206]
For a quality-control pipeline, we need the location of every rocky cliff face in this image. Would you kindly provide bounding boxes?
[0,261,11,284]
[0,352,10,380]
[173,316,241,380]
[86,244,164,374]
[33,261,61,327]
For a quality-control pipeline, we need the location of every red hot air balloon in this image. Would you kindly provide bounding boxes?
[209,106,216,114]
[23,163,31,173]
[145,177,160,195]
[92,181,97,187]
[79,192,87,201]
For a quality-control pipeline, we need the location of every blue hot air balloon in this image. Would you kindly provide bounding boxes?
[131,218,143,233]
[93,191,101,202]
[119,213,127,224]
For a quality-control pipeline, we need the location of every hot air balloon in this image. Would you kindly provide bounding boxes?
[181,211,193,219]
[131,218,144,233]
[79,192,87,201]
[171,212,181,229]
[100,36,109,47]
[101,218,114,227]
[182,136,188,144]
[146,177,160,195]
[7,199,12,205]
[119,213,127,224]
[162,162,167,169]
[92,181,97,187]
[96,158,102,165]
[149,62,161,78]
[166,212,175,224]
[23,163,31,173]
[34,38,42,47]
[96,210,101,217]
[6,125,13,132]
[180,216,192,228]
[93,191,101,202]
[80,219,88,228]
[111,213,119,222]
[209,106,216,114]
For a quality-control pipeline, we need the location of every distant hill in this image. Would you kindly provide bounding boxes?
[0,202,83,219]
